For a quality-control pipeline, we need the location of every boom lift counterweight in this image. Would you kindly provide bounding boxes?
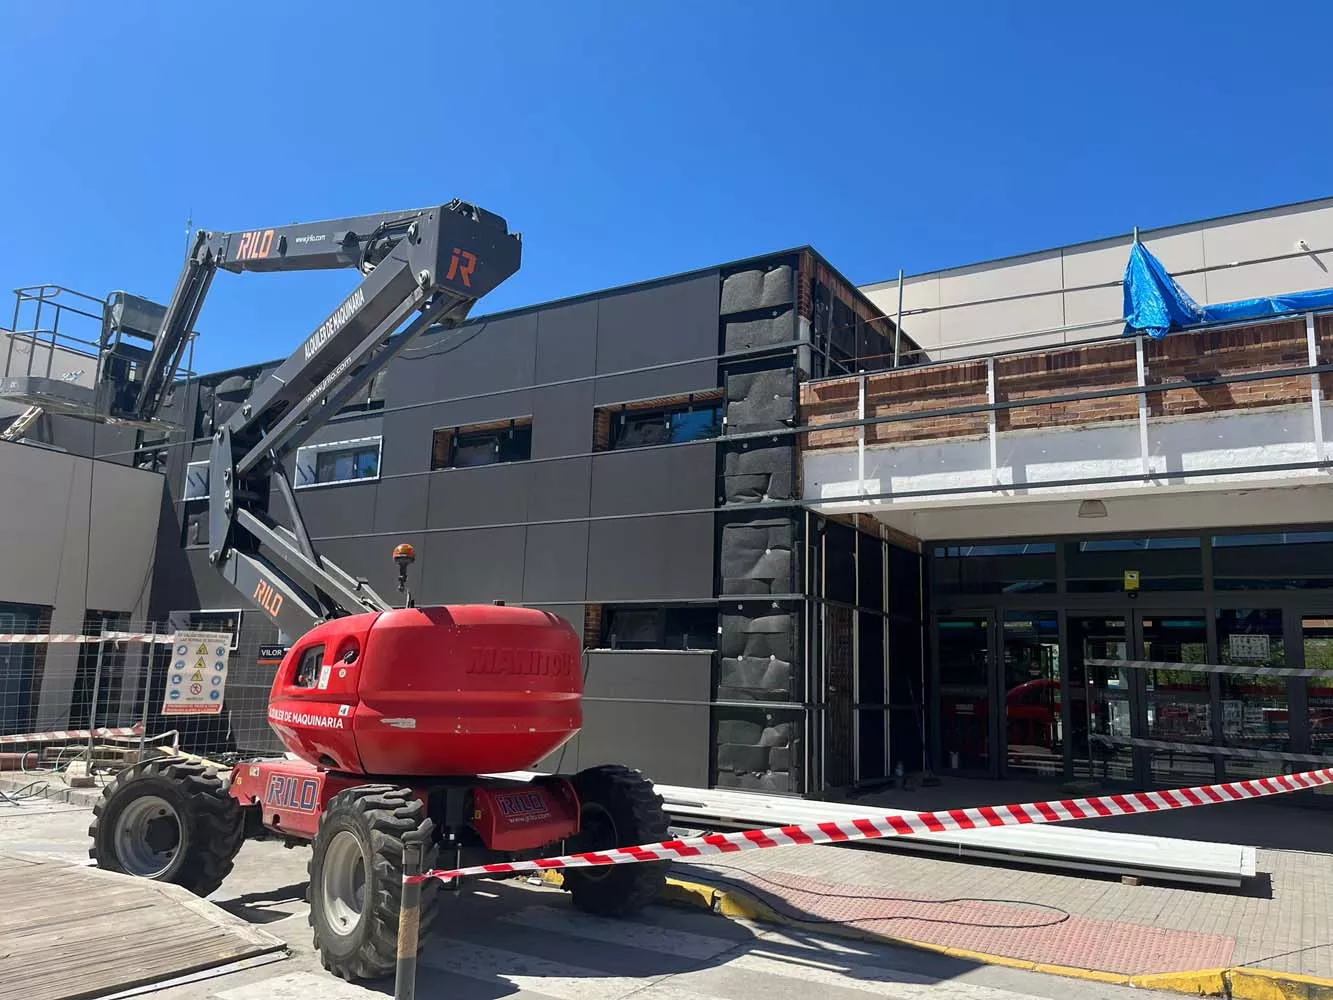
[42,200,673,983]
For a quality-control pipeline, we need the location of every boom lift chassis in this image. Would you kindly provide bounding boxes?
[0,202,671,982]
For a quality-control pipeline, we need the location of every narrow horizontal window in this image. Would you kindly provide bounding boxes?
[431,417,532,471]
[594,389,724,452]
[294,436,382,488]
[184,460,209,500]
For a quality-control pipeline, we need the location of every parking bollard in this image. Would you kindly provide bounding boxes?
[394,837,423,1000]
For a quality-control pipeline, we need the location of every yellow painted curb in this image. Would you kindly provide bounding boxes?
[1228,967,1333,1000]
[1131,969,1228,996]
[653,878,1333,999]
[528,871,1333,998]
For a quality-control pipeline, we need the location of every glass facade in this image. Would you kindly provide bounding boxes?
[928,527,1333,797]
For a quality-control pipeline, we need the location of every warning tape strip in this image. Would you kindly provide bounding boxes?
[1090,733,1333,765]
[0,722,145,746]
[0,632,175,645]
[1087,657,1333,679]
[406,766,1333,886]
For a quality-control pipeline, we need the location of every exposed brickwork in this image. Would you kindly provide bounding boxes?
[803,359,988,449]
[1148,319,1309,418]
[801,316,1333,452]
[995,341,1138,431]
[582,604,602,649]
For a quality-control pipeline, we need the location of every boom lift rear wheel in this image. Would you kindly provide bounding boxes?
[562,764,670,916]
[308,784,439,982]
[88,758,245,898]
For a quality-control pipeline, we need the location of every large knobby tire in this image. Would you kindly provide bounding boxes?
[88,758,245,898]
[562,765,670,917]
[308,784,439,982]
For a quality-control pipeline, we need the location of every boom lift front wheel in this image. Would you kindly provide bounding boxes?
[308,784,439,982]
[562,764,670,916]
[88,758,246,897]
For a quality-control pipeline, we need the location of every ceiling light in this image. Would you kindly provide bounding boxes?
[1078,499,1108,519]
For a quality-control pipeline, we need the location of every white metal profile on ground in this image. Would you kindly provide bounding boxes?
[501,772,1257,887]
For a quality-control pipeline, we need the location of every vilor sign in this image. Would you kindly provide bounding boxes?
[163,631,232,715]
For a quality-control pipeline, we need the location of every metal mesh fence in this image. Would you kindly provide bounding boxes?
[0,621,285,785]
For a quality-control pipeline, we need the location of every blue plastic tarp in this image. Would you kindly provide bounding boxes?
[1122,241,1333,338]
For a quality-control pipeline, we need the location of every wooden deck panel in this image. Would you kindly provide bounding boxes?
[0,853,285,1000]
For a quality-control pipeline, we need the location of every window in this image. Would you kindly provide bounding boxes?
[294,436,382,488]
[1212,531,1333,590]
[294,645,325,688]
[168,609,242,650]
[610,402,722,450]
[184,460,209,500]
[931,542,1056,595]
[431,418,532,471]
[600,606,718,650]
[1064,536,1202,592]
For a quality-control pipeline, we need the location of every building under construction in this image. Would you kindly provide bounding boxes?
[6,194,1333,801]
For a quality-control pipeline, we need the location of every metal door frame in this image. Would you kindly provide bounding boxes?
[930,606,1000,778]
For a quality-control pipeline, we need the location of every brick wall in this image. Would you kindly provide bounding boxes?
[801,316,1333,452]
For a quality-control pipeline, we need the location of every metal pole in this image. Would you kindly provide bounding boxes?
[139,623,156,759]
[892,269,905,367]
[394,837,424,1000]
[85,632,108,772]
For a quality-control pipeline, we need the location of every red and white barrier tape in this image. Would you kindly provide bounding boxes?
[406,766,1333,886]
[0,632,174,644]
[0,722,145,746]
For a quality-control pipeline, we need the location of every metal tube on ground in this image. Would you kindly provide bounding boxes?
[394,836,423,1000]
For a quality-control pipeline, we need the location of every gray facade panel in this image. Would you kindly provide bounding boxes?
[537,734,580,775]
[292,482,379,540]
[593,365,718,408]
[85,462,167,612]
[536,300,598,382]
[526,457,592,522]
[374,477,428,535]
[590,444,716,517]
[578,699,710,787]
[420,525,526,604]
[594,272,720,377]
[530,380,595,459]
[379,409,428,478]
[586,513,714,600]
[522,523,588,604]
[426,463,530,529]
[387,313,538,407]
[584,650,712,703]
[301,414,384,450]
[401,395,536,446]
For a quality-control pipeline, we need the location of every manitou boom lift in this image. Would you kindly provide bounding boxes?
[27,201,671,983]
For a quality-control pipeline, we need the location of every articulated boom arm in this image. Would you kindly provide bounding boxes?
[195,200,521,638]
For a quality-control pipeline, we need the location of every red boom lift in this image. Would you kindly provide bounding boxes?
[58,202,669,981]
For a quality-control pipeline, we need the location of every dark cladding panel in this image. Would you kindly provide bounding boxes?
[594,271,720,376]
[584,651,712,703]
[537,735,580,775]
[291,482,378,540]
[587,513,713,600]
[594,365,718,408]
[385,312,538,407]
[379,408,432,477]
[374,476,428,535]
[536,300,599,382]
[316,533,422,603]
[579,699,710,787]
[522,522,588,604]
[426,462,530,529]
[534,604,585,637]
[419,526,526,604]
[526,456,592,522]
[590,443,715,518]
[531,379,595,459]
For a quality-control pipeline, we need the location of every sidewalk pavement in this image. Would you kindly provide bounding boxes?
[669,838,1333,981]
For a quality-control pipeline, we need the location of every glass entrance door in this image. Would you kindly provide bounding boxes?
[1067,614,1133,782]
[1000,612,1062,777]
[935,612,994,774]
[1134,611,1216,785]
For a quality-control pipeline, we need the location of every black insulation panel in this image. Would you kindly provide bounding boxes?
[719,517,796,595]
[723,307,794,353]
[721,441,793,503]
[720,265,794,316]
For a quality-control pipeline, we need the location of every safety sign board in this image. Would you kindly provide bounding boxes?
[163,630,233,715]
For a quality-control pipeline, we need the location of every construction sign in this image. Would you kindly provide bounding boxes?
[163,631,233,715]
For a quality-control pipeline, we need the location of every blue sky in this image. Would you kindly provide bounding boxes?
[2,1,1330,373]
